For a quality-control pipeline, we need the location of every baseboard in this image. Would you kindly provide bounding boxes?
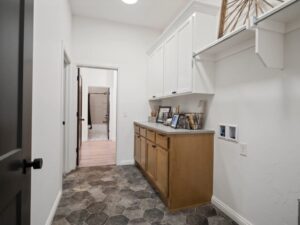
[117,160,135,166]
[211,196,253,225]
[45,190,62,225]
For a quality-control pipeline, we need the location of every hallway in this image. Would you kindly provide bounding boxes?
[52,166,237,225]
[79,141,116,167]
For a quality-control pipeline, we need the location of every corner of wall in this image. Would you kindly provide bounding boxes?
[211,196,253,225]
[45,190,62,225]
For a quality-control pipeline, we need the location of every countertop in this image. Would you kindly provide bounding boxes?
[134,121,215,135]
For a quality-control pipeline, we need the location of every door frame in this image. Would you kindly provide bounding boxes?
[76,63,119,166]
[60,44,71,174]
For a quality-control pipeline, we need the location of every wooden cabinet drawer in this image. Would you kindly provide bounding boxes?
[146,129,156,142]
[134,125,140,134]
[156,133,169,149]
[140,127,147,137]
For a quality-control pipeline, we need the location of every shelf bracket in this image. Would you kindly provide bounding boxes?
[254,20,285,70]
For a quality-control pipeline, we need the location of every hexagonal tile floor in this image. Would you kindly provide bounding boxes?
[52,166,238,225]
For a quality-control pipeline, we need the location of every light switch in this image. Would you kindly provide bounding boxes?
[240,143,248,157]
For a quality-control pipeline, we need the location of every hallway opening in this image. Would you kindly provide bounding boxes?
[77,67,118,167]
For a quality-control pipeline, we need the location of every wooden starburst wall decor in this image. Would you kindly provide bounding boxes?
[218,0,289,38]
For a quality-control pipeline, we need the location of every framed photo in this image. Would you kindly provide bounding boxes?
[156,106,171,123]
[171,114,180,128]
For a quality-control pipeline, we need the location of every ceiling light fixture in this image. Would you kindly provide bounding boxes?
[122,0,138,5]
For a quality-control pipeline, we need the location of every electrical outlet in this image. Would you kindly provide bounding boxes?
[240,143,248,157]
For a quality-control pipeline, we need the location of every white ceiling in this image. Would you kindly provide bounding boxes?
[70,0,192,31]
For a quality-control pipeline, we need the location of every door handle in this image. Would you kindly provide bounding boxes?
[23,158,43,174]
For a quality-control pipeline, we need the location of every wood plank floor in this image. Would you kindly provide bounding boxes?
[79,140,116,167]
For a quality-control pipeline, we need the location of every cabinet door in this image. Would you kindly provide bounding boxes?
[153,46,164,98]
[146,141,157,180]
[147,54,156,99]
[164,33,178,96]
[148,47,164,99]
[156,146,169,197]
[178,18,193,94]
[140,137,147,170]
[134,134,141,165]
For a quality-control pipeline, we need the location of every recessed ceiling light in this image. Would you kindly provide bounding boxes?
[122,0,138,5]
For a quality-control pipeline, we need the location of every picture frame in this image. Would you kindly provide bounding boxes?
[171,114,180,128]
[156,106,171,123]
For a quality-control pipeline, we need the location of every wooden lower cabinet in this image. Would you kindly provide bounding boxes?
[134,123,214,210]
[156,146,169,197]
[134,134,141,165]
[140,137,147,170]
[146,141,157,180]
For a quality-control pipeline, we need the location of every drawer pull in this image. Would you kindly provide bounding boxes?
[152,145,156,148]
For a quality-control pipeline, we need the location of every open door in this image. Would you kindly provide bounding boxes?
[106,89,110,140]
[0,0,42,224]
[76,68,84,166]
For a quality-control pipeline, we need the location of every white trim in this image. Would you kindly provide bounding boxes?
[212,196,253,225]
[117,160,135,166]
[45,190,62,225]
[61,42,72,174]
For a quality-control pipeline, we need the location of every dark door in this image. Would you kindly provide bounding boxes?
[76,69,83,166]
[106,89,110,140]
[0,0,36,224]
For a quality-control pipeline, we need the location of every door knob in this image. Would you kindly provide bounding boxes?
[23,158,43,174]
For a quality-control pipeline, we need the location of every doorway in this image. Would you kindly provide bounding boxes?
[77,67,117,167]
[88,87,110,141]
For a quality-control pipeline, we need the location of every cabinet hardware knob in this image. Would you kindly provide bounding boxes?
[172,91,177,94]
[152,145,156,148]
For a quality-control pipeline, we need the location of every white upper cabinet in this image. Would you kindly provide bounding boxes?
[154,46,164,98]
[148,46,164,99]
[163,33,178,96]
[147,2,219,100]
[177,17,193,94]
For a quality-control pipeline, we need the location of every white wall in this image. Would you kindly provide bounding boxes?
[147,28,300,225]
[80,68,117,142]
[204,29,300,225]
[72,16,160,165]
[31,0,72,225]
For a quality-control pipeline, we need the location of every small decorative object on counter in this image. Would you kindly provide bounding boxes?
[177,114,187,129]
[186,113,205,130]
[171,114,180,128]
[148,116,156,123]
[148,110,158,123]
[157,106,171,123]
[164,118,172,126]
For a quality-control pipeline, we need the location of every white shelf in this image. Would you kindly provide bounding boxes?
[254,0,300,25]
[149,92,214,101]
[193,26,255,60]
[193,0,300,70]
